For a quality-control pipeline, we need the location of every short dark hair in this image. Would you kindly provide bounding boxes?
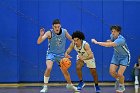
[110,25,121,33]
[52,19,60,25]
[72,31,85,40]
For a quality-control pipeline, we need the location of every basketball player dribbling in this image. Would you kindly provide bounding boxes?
[65,31,101,92]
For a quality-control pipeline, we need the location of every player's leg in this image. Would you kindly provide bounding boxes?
[60,67,78,91]
[58,56,78,92]
[110,64,119,90]
[118,65,126,85]
[40,53,54,93]
[40,60,53,93]
[116,56,129,92]
[76,60,85,90]
[110,55,120,90]
[89,68,101,92]
[116,65,126,92]
[60,67,72,84]
[89,68,99,83]
[110,64,119,78]
[110,55,119,79]
[86,59,101,92]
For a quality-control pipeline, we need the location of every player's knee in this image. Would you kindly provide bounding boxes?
[76,65,82,70]
[46,67,52,72]
[109,70,115,75]
[90,68,96,73]
[117,73,124,77]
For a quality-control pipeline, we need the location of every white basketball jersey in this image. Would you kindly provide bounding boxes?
[74,40,96,68]
[74,41,89,58]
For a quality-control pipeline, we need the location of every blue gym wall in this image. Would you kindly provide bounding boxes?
[0,0,140,82]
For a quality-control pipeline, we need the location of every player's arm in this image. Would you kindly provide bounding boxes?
[37,28,51,44]
[91,39,116,47]
[65,42,74,58]
[65,30,73,42]
[83,43,93,60]
[106,39,112,42]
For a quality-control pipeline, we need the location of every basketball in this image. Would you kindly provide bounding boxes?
[60,58,71,69]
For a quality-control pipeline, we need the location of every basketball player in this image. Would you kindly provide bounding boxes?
[37,19,78,92]
[91,25,130,92]
[65,31,101,92]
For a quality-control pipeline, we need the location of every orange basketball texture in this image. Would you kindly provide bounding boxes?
[60,58,71,69]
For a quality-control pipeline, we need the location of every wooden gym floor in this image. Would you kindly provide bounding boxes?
[0,82,139,93]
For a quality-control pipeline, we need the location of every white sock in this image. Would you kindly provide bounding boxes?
[135,76,138,81]
[44,76,50,84]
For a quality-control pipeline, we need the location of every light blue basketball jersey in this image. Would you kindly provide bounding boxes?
[47,28,66,55]
[110,34,130,56]
[110,34,131,66]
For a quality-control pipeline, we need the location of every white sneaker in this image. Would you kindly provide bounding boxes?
[40,85,48,93]
[135,80,139,85]
[66,84,79,92]
[116,85,125,92]
[135,85,139,93]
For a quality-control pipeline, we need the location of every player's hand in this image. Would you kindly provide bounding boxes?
[91,39,98,44]
[78,55,84,61]
[40,28,45,36]
[65,53,72,58]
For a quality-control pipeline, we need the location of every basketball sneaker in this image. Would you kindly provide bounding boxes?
[116,85,125,92]
[95,85,101,93]
[66,84,79,92]
[40,85,48,93]
[135,80,139,85]
[135,85,139,93]
[77,81,85,90]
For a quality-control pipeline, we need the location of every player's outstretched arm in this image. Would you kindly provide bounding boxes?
[91,38,116,47]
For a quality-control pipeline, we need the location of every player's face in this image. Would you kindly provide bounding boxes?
[52,24,61,34]
[111,29,120,38]
[73,38,82,47]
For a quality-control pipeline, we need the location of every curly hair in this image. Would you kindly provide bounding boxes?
[72,31,85,40]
